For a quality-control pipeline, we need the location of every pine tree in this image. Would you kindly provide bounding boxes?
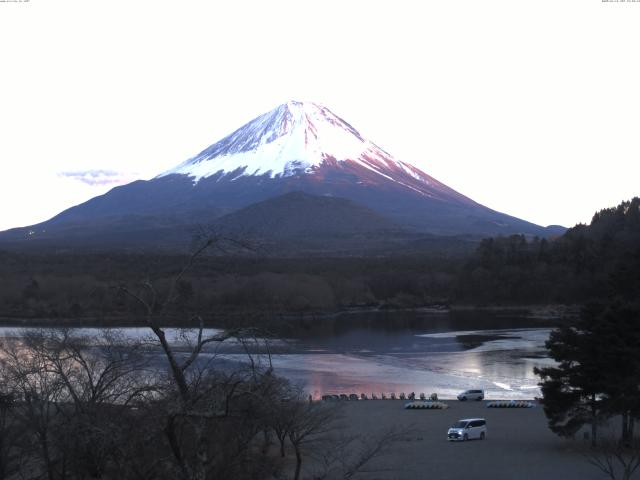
[535,302,640,446]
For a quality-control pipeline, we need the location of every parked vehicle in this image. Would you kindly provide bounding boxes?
[447,418,487,441]
[457,389,484,401]
[321,394,340,401]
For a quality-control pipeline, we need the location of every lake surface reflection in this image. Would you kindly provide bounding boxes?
[0,309,559,400]
[222,309,558,400]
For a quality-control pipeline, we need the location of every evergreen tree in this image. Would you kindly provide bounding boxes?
[534,316,607,446]
[535,301,640,446]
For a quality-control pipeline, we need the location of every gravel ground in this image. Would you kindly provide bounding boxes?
[322,400,604,480]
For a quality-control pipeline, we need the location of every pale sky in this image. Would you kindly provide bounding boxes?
[1,0,639,231]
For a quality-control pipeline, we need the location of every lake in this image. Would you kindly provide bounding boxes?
[0,309,560,400]
[233,309,558,400]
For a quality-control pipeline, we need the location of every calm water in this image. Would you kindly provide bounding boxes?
[0,309,559,400]
[237,309,557,400]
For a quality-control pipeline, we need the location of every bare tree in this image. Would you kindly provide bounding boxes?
[264,379,302,459]
[0,334,66,480]
[117,237,278,480]
[0,329,153,480]
[33,329,152,479]
[115,237,409,480]
[312,427,409,480]
[285,399,342,480]
[0,388,24,480]
[585,435,640,480]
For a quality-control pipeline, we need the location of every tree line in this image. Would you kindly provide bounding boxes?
[0,252,462,323]
[457,197,640,304]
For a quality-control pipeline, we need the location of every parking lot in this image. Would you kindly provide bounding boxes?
[329,400,603,480]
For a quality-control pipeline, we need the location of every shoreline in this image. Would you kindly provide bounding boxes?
[0,303,579,328]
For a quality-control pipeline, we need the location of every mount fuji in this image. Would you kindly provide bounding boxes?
[0,101,563,252]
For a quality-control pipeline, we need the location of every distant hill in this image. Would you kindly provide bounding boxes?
[215,191,398,236]
[211,191,474,255]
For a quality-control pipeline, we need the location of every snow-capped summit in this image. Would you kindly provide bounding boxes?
[160,101,423,184]
[159,101,372,180]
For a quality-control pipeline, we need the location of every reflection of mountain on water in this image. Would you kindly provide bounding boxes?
[275,310,557,356]
[454,334,521,350]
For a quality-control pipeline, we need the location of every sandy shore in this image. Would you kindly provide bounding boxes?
[323,400,602,480]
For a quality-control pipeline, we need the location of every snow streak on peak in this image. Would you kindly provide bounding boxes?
[159,101,418,182]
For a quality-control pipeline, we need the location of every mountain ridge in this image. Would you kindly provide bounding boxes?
[0,101,564,252]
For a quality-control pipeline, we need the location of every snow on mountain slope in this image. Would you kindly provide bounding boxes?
[161,101,427,186]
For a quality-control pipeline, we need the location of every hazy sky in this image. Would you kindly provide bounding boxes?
[1,0,639,231]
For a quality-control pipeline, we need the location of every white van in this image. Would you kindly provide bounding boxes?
[447,418,487,441]
[456,389,484,401]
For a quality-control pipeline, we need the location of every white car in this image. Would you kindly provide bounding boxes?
[447,418,487,441]
[457,389,484,401]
